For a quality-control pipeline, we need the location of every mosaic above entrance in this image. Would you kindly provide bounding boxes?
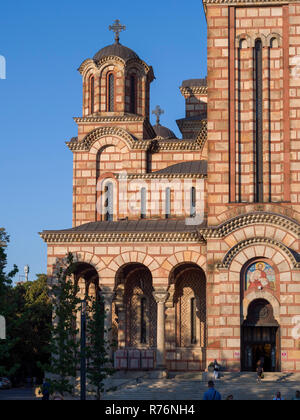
[245,262,276,291]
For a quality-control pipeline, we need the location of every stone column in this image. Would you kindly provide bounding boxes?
[153,290,169,370]
[102,290,114,354]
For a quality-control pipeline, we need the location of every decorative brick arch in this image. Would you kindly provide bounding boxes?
[99,251,158,284]
[219,238,296,270]
[164,251,206,282]
[82,127,135,151]
[242,290,280,324]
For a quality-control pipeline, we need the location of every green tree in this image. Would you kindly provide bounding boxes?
[42,253,81,396]
[11,275,52,382]
[86,295,114,400]
[0,229,19,377]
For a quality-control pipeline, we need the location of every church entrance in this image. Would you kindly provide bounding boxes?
[241,299,280,372]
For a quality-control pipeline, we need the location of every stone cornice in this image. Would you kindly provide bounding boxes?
[67,130,204,153]
[180,86,208,98]
[218,237,300,269]
[74,115,146,124]
[115,173,207,180]
[201,212,300,239]
[39,231,204,244]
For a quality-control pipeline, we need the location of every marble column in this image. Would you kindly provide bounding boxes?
[153,290,169,370]
[101,290,114,354]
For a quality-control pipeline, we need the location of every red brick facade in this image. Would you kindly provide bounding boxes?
[41,3,300,373]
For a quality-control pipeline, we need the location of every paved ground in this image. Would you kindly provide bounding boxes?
[0,388,36,401]
[103,373,300,401]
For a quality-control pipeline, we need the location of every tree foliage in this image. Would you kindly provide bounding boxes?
[0,230,19,377]
[41,253,81,396]
[86,295,114,400]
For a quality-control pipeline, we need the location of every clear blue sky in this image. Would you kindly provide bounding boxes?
[0,0,207,282]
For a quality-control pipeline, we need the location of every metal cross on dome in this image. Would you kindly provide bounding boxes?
[152,105,164,125]
[109,19,126,44]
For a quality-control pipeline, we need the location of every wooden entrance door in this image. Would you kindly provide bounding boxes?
[241,299,280,372]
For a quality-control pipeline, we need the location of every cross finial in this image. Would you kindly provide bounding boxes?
[152,105,164,125]
[109,19,126,44]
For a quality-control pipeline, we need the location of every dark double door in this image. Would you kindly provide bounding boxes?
[242,326,280,372]
[241,299,280,372]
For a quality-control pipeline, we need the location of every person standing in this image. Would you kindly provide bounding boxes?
[292,390,300,401]
[273,392,284,400]
[41,379,50,401]
[203,381,222,401]
[213,359,221,380]
[256,361,264,384]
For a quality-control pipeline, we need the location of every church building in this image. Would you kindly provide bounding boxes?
[41,1,300,373]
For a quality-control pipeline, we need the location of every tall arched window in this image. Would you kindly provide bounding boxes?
[165,187,171,219]
[190,187,196,218]
[107,73,115,112]
[104,182,113,221]
[89,76,95,114]
[141,187,147,219]
[130,74,136,114]
[255,39,263,202]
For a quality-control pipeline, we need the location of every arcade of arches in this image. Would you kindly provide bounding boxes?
[66,255,291,373]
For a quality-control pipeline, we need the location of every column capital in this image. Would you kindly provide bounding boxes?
[153,289,169,304]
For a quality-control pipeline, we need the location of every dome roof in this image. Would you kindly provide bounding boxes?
[93,42,140,62]
[153,124,177,140]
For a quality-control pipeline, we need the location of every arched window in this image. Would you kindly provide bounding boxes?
[89,76,95,114]
[107,73,115,112]
[190,187,196,218]
[104,182,113,221]
[255,39,263,202]
[141,187,147,219]
[165,187,171,219]
[130,74,136,114]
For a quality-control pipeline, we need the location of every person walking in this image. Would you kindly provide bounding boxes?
[256,361,264,384]
[213,359,221,380]
[203,381,222,401]
[273,392,284,400]
[292,390,300,401]
[41,379,50,401]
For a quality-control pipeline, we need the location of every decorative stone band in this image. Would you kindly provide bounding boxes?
[180,86,208,97]
[66,126,206,152]
[39,231,204,244]
[115,173,207,180]
[200,212,300,239]
[218,237,300,269]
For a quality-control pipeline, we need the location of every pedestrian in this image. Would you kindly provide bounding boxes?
[256,360,264,384]
[41,379,50,401]
[203,380,222,401]
[273,391,284,400]
[213,359,221,380]
[292,390,300,401]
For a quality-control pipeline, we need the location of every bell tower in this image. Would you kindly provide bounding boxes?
[77,20,155,140]
[204,0,300,225]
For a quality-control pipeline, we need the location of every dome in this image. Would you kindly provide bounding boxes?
[153,124,177,140]
[93,42,140,63]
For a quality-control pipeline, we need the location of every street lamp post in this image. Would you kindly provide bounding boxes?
[80,299,86,401]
